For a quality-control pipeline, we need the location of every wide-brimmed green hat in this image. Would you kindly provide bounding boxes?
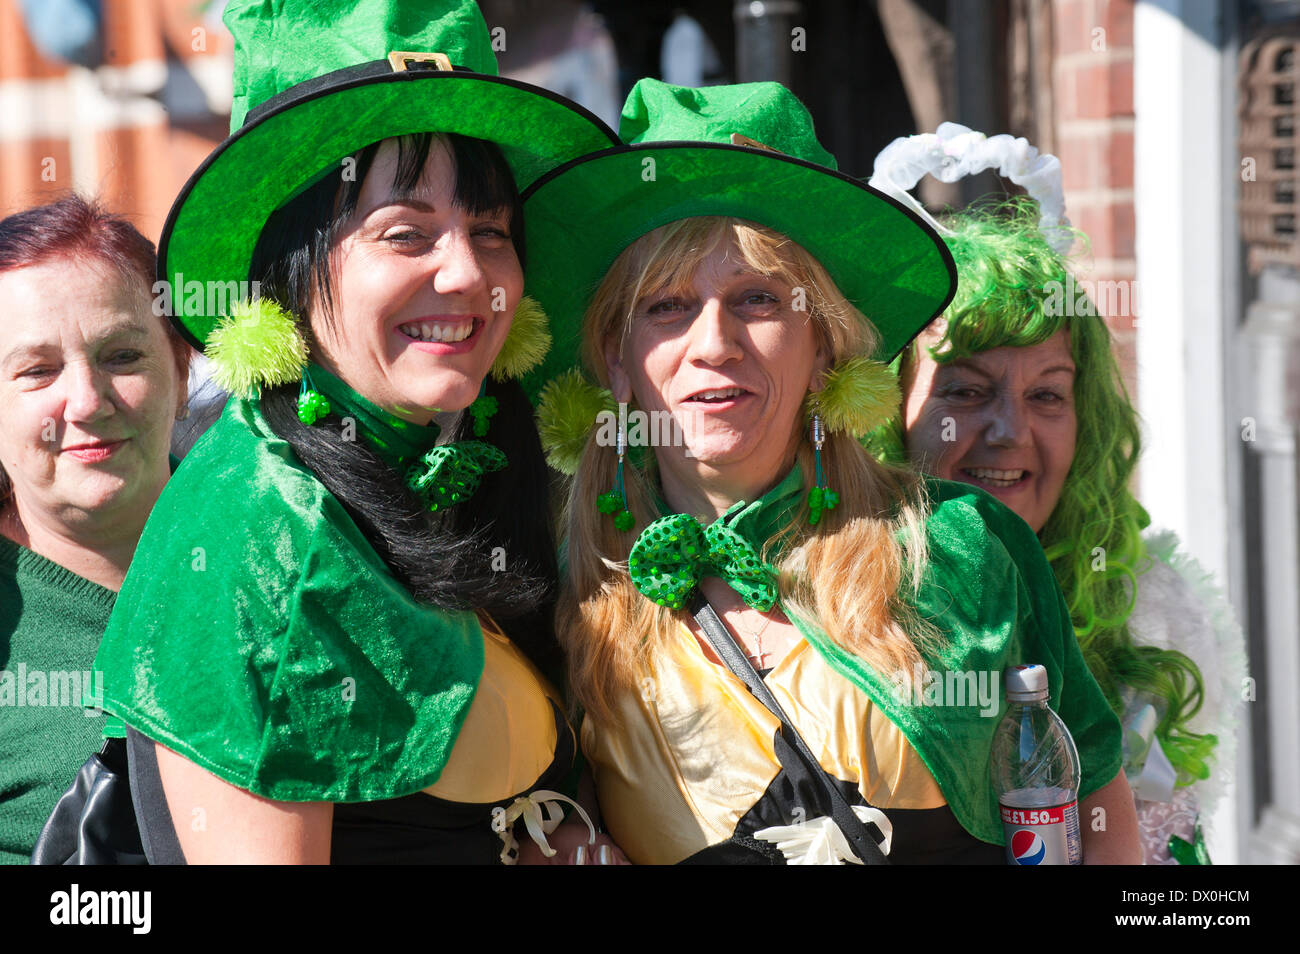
[521,79,956,393]
[159,0,618,350]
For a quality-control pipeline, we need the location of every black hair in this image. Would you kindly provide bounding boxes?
[250,133,559,678]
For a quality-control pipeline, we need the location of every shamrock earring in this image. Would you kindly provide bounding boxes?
[597,416,635,532]
[806,411,839,526]
[467,380,499,437]
[297,367,331,425]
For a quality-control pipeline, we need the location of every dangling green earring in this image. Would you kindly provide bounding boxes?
[467,381,499,437]
[597,418,635,532]
[297,367,331,425]
[807,411,839,526]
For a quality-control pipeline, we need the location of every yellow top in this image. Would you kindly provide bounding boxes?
[583,623,958,865]
[424,620,563,804]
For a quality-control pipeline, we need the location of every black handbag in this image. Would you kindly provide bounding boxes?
[30,736,147,865]
[690,595,890,865]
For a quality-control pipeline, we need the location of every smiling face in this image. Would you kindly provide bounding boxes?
[605,229,828,506]
[901,325,1077,533]
[0,258,185,535]
[310,138,522,421]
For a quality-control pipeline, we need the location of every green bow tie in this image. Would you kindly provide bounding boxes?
[406,441,507,512]
[628,512,779,611]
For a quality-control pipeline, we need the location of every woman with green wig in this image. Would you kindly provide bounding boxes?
[872,124,1247,864]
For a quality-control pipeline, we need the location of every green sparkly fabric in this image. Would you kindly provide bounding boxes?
[628,513,778,611]
[661,465,1122,844]
[626,514,769,613]
[92,392,485,802]
[406,442,507,512]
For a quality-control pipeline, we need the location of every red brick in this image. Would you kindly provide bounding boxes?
[1058,134,1097,191]
[1103,128,1134,188]
[1072,62,1112,119]
[101,0,165,69]
[0,0,68,81]
[1111,200,1135,259]
[161,0,232,59]
[1074,203,1112,254]
[1102,0,1136,51]
[1055,0,1092,58]
[1107,59,1134,116]
[0,138,72,213]
[1058,59,1133,121]
[96,123,171,241]
[1088,273,1140,329]
[1110,327,1138,405]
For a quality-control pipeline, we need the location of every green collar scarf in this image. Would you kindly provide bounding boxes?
[307,365,506,512]
[714,464,805,562]
[307,364,442,471]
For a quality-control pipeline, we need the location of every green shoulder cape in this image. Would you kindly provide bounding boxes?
[723,469,1123,844]
[93,393,484,802]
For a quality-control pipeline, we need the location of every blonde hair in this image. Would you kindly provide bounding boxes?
[558,217,941,721]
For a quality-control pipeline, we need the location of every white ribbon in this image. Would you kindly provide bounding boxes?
[1123,703,1179,804]
[493,789,597,865]
[754,806,893,865]
[868,122,1072,255]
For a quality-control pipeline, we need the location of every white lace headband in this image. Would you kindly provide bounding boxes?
[867,122,1073,255]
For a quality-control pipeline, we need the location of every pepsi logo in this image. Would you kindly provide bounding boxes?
[1011,829,1046,865]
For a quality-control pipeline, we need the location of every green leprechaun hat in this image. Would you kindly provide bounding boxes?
[521,79,957,396]
[159,0,618,351]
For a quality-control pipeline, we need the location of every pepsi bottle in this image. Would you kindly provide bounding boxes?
[990,664,1083,865]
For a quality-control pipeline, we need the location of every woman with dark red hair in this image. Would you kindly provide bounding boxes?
[0,194,191,864]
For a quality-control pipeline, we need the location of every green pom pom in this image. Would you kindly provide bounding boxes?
[614,510,635,532]
[206,299,308,396]
[537,369,617,475]
[811,356,901,437]
[597,491,623,515]
[490,295,552,380]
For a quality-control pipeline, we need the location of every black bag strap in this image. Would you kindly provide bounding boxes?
[690,595,890,865]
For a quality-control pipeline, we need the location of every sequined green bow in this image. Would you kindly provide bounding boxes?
[406,441,507,512]
[628,513,779,611]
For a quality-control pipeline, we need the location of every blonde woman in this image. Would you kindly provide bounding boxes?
[525,80,1139,865]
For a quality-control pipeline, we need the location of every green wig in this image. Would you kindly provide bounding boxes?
[876,197,1215,784]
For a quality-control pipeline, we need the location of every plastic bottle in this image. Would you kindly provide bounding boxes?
[989,664,1083,865]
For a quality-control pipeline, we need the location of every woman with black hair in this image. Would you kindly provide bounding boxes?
[88,0,620,863]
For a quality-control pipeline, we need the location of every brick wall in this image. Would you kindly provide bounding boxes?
[1052,0,1139,398]
[0,0,232,242]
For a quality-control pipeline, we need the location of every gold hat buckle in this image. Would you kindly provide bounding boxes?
[388,51,453,72]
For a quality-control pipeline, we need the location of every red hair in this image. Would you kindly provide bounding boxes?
[1,193,155,290]
[0,194,192,505]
